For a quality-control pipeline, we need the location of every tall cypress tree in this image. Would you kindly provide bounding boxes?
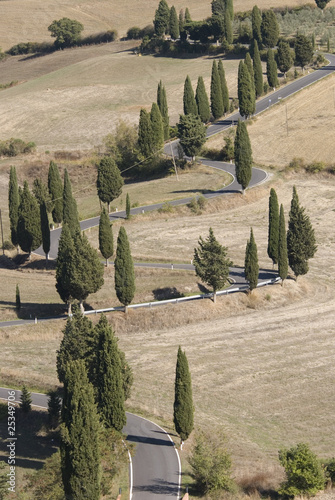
[245,52,256,113]
[138,108,153,157]
[63,169,80,236]
[210,60,224,120]
[61,360,101,500]
[179,9,185,32]
[276,40,294,77]
[48,161,63,225]
[185,7,191,22]
[253,40,263,97]
[94,315,126,431]
[267,188,279,266]
[195,76,210,123]
[157,81,169,140]
[96,157,124,213]
[267,48,279,88]
[252,5,262,45]
[183,75,198,116]
[261,10,279,48]
[154,0,170,36]
[99,208,113,266]
[218,60,229,113]
[17,181,42,257]
[224,10,233,44]
[278,204,288,284]
[287,186,317,279]
[238,60,255,118]
[174,346,194,446]
[114,226,135,310]
[244,228,259,292]
[225,0,234,21]
[8,166,19,248]
[56,224,75,312]
[126,193,131,220]
[169,5,180,39]
[40,201,50,263]
[150,102,164,152]
[234,120,252,194]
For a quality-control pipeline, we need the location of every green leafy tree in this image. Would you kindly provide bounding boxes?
[94,315,126,431]
[17,181,42,257]
[48,17,84,48]
[315,0,331,9]
[278,204,288,284]
[253,40,263,97]
[183,75,198,116]
[211,60,224,120]
[252,5,262,45]
[218,60,229,113]
[244,228,259,292]
[267,48,279,88]
[224,10,233,44]
[238,60,255,118]
[234,120,252,193]
[211,0,225,16]
[150,102,164,152]
[157,81,169,140]
[63,169,80,236]
[126,193,131,220]
[56,224,75,312]
[20,385,32,413]
[16,284,21,310]
[189,429,235,494]
[40,201,50,263]
[245,52,256,111]
[279,443,325,498]
[195,76,210,123]
[8,166,20,247]
[169,5,180,39]
[48,391,62,429]
[138,108,153,157]
[276,40,294,77]
[97,156,124,213]
[60,360,101,500]
[48,161,63,225]
[267,188,279,266]
[193,227,231,303]
[287,186,317,279]
[177,114,206,160]
[114,226,135,310]
[103,120,139,173]
[295,34,314,69]
[261,10,279,48]
[98,208,113,266]
[154,0,170,36]
[174,346,194,446]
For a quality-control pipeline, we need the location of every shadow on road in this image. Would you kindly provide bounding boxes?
[126,434,174,447]
[134,478,179,495]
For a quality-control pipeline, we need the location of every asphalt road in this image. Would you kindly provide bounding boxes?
[0,387,181,500]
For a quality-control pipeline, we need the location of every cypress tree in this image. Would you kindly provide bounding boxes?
[234,120,252,194]
[169,5,180,39]
[218,60,229,113]
[287,186,317,279]
[61,360,101,500]
[245,52,256,112]
[63,169,80,236]
[15,284,21,310]
[48,161,63,225]
[179,9,184,32]
[99,208,113,266]
[47,390,62,429]
[238,60,255,118]
[278,204,288,284]
[251,5,262,45]
[183,75,198,116]
[210,60,224,120]
[114,226,135,310]
[177,114,207,160]
[253,40,263,97]
[157,81,170,140]
[261,10,279,48]
[267,48,279,88]
[138,108,153,157]
[225,0,234,21]
[276,40,294,77]
[56,224,74,312]
[212,0,225,16]
[244,228,259,292]
[154,0,170,36]
[94,315,126,431]
[20,385,32,413]
[315,0,331,9]
[224,10,233,44]
[126,193,131,219]
[150,102,164,152]
[40,200,50,263]
[17,181,42,257]
[96,156,124,213]
[56,307,95,383]
[8,166,19,248]
[267,188,279,266]
[195,76,210,123]
[173,346,194,446]
[294,34,313,70]
[193,227,231,303]
[185,7,191,22]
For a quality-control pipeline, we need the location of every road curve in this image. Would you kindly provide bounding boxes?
[0,387,181,500]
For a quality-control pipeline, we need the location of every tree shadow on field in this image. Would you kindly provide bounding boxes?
[197,283,210,294]
[152,287,184,301]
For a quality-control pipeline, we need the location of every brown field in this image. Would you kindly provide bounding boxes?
[0,0,322,51]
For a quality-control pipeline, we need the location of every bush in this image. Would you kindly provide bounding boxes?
[278,443,325,498]
[0,138,36,157]
[158,201,173,213]
[324,458,335,485]
[287,157,305,171]
[305,161,325,173]
[127,26,142,39]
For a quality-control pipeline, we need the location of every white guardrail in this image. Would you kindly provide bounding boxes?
[84,277,282,316]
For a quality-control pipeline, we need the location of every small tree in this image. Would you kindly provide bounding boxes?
[278,204,288,284]
[47,391,62,429]
[183,75,198,116]
[154,0,170,36]
[279,443,325,498]
[253,40,263,97]
[193,227,231,303]
[244,52,256,111]
[267,48,279,88]
[267,188,279,266]
[17,181,42,258]
[174,346,194,447]
[48,161,63,225]
[126,193,131,219]
[99,208,113,266]
[15,284,21,310]
[218,60,229,113]
[210,60,224,120]
[138,108,153,157]
[157,80,169,140]
[150,102,164,152]
[224,10,233,44]
[295,34,313,70]
[185,7,191,22]
[55,224,75,313]
[276,40,294,77]
[63,169,80,236]
[238,60,255,118]
[114,226,135,311]
[8,166,19,248]
[252,5,262,45]
[20,385,32,413]
[261,10,279,48]
[169,5,180,39]
[234,120,252,194]
[96,156,124,213]
[40,201,50,263]
[48,17,84,48]
[195,76,210,123]
[177,114,206,160]
[244,228,259,292]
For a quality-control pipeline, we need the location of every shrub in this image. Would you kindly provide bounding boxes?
[127,26,142,39]
[278,443,325,498]
[287,157,305,171]
[324,458,335,485]
[2,240,14,250]
[0,138,36,157]
[158,202,173,213]
[305,161,325,173]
